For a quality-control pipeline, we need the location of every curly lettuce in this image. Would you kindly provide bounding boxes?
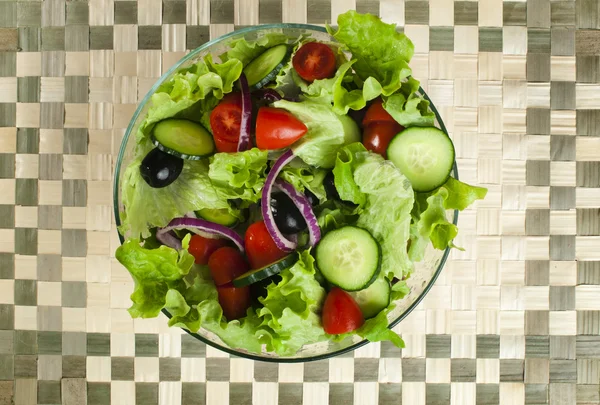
[208,148,269,204]
[139,54,243,139]
[272,99,360,168]
[119,140,231,240]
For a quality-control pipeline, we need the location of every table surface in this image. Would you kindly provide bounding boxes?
[1,0,600,404]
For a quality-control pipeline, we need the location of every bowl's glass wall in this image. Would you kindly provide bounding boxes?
[114,25,458,362]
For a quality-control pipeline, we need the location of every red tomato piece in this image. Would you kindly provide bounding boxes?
[208,246,250,286]
[244,221,288,269]
[255,107,308,150]
[322,287,364,335]
[213,136,238,153]
[362,121,404,158]
[362,98,397,127]
[188,234,228,265]
[217,283,251,320]
[292,42,337,83]
[210,95,242,150]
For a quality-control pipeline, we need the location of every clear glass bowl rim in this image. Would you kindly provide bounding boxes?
[113,23,459,363]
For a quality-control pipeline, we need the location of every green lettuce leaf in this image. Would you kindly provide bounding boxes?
[140,54,243,138]
[332,142,369,206]
[383,78,435,127]
[355,305,405,348]
[272,99,361,168]
[115,236,195,318]
[257,250,328,356]
[279,162,328,203]
[409,187,458,261]
[327,11,413,96]
[353,153,415,279]
[408,177,487,260]
[208,148,269,204]
[119,140,230,240]
[220,33,290,65]
[442,177,488,211]
[330,144,414,279]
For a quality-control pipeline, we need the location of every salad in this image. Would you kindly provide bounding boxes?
[115,11,488,356]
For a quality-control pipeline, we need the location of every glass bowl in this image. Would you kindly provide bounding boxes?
[113,24,458,362]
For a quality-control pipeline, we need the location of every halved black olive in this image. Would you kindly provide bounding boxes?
[304,188,319,207]
[323,171,339,200]
[270,192,307,234]
[140,148,184,188]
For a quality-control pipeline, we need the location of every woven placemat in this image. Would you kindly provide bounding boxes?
[1,0,600,404]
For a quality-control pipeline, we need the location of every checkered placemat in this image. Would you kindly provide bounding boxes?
[1,0,599,404]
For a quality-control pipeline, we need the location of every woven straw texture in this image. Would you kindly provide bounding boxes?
[1,0,600,404]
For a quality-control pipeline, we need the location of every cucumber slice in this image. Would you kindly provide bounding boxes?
[243,44,290,90]
[233,254,298,287]
[349,275,391,319]
[315,226,381,291]
[386,126,455,192]
[196,208,238,227]
[152,119,215,160]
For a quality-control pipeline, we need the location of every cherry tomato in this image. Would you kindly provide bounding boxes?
[188,234,228,265]
[208,246,250,286]
[362,98,397,127]
[362,121,404,158]
[255,107,307,150]
[292,42,337,83]
[210,95,242,149]
[213,136,238,153]
[244,221,288,269]
[322,287,364,335]
[217,283,251,320]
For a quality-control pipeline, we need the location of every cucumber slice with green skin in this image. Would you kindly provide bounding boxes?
[196,208,238,227]
[349,275,391,319]
[233,254,298,287]
[386,126,455,192]
[243,44,291,90]
[315,226,381,291]
[152,119,215,160]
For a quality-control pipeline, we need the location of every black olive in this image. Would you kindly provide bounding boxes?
[140,148,184,188]
[304,188,319,207]
[270,192,307,234]
[323,171,340,200]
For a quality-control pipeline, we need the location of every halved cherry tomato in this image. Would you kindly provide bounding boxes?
[188,234,228,265]
[213,136,238,153]
[255,107,308,150]
[322,287,364,335]
[217,283,251,320]
[208,246,250,286]
[362,98,397,127]
[362,121,404,158]
[292,42,337,83]
[210,94,242,151]
[244,220,288,269]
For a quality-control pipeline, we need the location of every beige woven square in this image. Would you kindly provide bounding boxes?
[65,52,91,76]
[15,154,39,179]
[114,52,138,76]
[62,307,87,332]
[15,207,38,228]
[37,282,62,307]
[16,103,40,128]
[64,104,90,128]
[16,53,42,77]
[38,230,61,254]
[62,207,87,229]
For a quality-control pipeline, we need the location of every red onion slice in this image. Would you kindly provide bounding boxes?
[261,150,298,252]
[252,88,283,102]
[156,230,182,251]
[157,217,245,252]
[237,73,252,152]
[274,179,321,247]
